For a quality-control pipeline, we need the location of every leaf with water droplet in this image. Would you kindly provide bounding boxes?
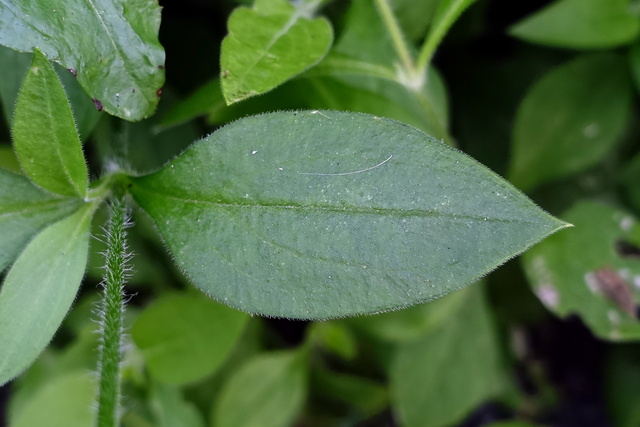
[0,0,164,121]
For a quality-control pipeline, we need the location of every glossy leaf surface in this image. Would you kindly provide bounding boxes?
[132,293,249,384]
[0,168,82,272]
[391,285,505,427]
[131,110,567,319]
[212,350,308,427]
[522,201,640,341]
[12,50,88,197]
[220,0,333,104]
[0,204,93,385]
[508,53,631,191]
[509,0,640,49]
[0,0,165,121]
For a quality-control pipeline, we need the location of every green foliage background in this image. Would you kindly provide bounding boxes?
[1,0,640,426]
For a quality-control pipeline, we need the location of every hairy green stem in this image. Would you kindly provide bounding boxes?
[96,195,130,427]
[374,0,417,80]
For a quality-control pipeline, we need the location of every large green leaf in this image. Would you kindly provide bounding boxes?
[0,0,165,121]
[131,293,249,385]
[12,50,88,197]
[212,350,308,427]
[390,285,505,427]
[522,201,640,341]
[508,53,631,191]
[0,168,82,272]
[11,371,97,427]
[220,0,333,104]
[509,0,640,49]
[0,204,93,385]
[130,110,568,319]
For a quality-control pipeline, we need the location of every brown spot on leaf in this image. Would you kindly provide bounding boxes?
[158,65,164,70]
[592,267,637,318]
[68,68,77,77]
[92,98,103,111]
[156,88,163,97]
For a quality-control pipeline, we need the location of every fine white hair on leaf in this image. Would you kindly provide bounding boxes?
[298,155,393,176]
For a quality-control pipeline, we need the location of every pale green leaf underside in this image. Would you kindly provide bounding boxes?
[0,204,92,385]
[131,110,568,319]
[508,53,631,191]
[523,201,640,341]
[12,50,88,197]
[131,293,249,385]
[509,0,640,49]
[220,0,333,104]
[0,168,82,272]
[0,0,165,121]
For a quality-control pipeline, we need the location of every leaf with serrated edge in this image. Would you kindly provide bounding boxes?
[0,204,93,385]
[0,0,164,121]
[12,50,88,197]
[221,0,333,104]
[131,110,569,319]
[0,168,82,272]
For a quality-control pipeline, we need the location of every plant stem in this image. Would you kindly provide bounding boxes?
[96,195,130,427]
[374,0,417,80]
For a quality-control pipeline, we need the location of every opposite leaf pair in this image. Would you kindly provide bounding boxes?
[0,51,568,386]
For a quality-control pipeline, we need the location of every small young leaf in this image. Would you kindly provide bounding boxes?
[132,293,249,385]
[0,0,165,121]
[212,350,308,427]
[0,46,100,140]
[130,110,568,319]
[0,204,93,385]
[508,53,631,191]
[220,0,333,104]
[0,168,82,272]
[12,50,88,197]
[390,285,505,427]
[509,0,640,49]
[522,201,640,341]
[11,371,97,427]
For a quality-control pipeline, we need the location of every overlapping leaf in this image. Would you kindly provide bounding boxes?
[0,0,165,120]
[132,293,249,384]
[0,204,93,385]
[12,50,88,197]
[0,168,82,272]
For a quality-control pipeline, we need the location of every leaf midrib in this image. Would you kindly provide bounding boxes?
[133,184,538,225]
